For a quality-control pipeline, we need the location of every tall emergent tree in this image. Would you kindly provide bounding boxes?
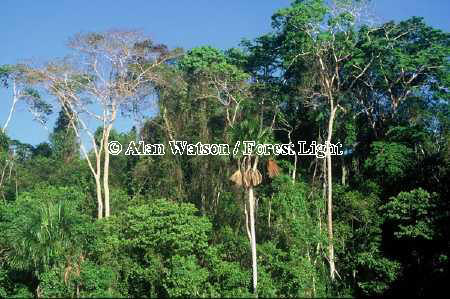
[32,30,179,219]
[272,0,449,286]
[273,0,374,280]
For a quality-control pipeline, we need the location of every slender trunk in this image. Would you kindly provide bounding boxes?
[327,149,336,281]
[61,102,104,220]
[103,106,117,218]
[341,157,347,186]
[249,155,260,295]
[322,156,326,202]
[326,104,337,280]
[103,123,113,218]
[0,162,8,190]
[292,151,298,184]
[95,175,103,219]
[288,131,297,183]
[15,175,18,201]
[95,137,103,219]
[248,186,258,294]
[2,80,19,133]
[244,201,252,241]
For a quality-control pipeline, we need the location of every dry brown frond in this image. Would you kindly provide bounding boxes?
[230,170,243,186]
[251,169,263,186]
[267,159,280,178]
[243,169,252,188]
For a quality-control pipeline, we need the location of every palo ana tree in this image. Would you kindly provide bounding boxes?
[273,0,375,280]
[32,30,180,219]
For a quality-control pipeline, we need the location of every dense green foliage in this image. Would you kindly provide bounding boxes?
[0,0,449,297]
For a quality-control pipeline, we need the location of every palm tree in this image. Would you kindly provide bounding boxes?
[229,119,280,295]
[3,186,88,297]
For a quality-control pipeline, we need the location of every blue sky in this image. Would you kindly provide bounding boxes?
[1,0,449,146]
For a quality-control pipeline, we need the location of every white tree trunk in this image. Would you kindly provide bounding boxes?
[292,152,298,184]
[341,158,347,186]
[103,123,113,218]
[326,104,337,280]
[95,138,104,219]
[61,104,104,220]
[95,174,103,219]
[248,186,258,294]
[2,80,19,134]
